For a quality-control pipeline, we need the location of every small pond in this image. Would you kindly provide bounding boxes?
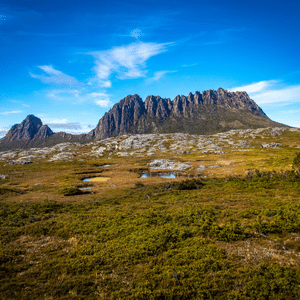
[82,177,111,182]
[93,164,112,167]
[140,172,176,179]
[79,187,93,191]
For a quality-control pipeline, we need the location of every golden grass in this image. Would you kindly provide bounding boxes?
[90,177,111,182]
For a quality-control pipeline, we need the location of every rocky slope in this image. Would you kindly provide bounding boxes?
[0,88,287,151]
[0,127,299,166]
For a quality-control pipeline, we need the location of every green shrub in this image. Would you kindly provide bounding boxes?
[293,152,300,172]
[160,179,204,191]
[60,186,83,196]
[228,264,300,299]
[134,182,144,188]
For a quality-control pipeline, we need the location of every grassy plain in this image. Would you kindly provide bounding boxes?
[1,130,300,299]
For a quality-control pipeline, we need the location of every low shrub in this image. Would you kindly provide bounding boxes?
[60,186,83,196]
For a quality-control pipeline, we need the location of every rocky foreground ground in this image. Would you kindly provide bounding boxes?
[1,127,299,167]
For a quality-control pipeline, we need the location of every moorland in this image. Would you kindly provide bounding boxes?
[1,126,300,299]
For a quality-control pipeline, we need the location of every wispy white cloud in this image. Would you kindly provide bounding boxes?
[231,80,279,94]
[42,118,68,124]
[45,88,112,107]
[181,63,198,68]
[147,70,177,83]
[30,65,79,85]
[40,118,94,134]
[46,89,81,102]
[88,92,112,107]
[9,100,30,107]
[230,80,300,105]
[0,110,22,115]
[91,41,171,87]
[94,99,111,107]
[120,28,144,39]
[252,85,300,104]
[281,108,300,114]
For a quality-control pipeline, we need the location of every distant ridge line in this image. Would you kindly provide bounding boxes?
[0,88,288,151]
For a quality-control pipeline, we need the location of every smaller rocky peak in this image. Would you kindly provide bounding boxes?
[202,89,218,104]
[7,114,43,141]
[145,96,160,117]
[121,94,143,106]
[22,114,43,127]
[194,91,203,104]
[187,92,194,102]
[216,87,227,94]
[172,95,184,115]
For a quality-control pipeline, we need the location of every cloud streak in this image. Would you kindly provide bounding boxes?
[46,89,112,108]
[91,41,171,87]
[30,65,79,85]
[89,92,112,107]
[252,85,300,104]
[230,80,300,105]
[43,120,94,134]
[231,80,279,94]
[0,110,22,115]
[147,70,177,83]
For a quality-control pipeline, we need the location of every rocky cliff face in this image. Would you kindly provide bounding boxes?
[1,115,53,143]
[88,88,276,140]
[89,94,145,139]
[0,88,286,151]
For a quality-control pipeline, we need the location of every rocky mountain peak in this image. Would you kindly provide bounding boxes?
[0,115,54,150]
[8,114,43,141]
[88,88,281,140]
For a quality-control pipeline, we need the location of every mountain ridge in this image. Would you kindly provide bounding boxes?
[0,88,288,151]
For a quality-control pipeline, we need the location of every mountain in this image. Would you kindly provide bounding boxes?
[0,115,55,150]
[0,88,287,151]
[88,88,285,139]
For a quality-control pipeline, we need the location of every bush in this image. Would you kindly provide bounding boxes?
[293,152,300,172]
[134,182,144,188]
[60,187,83,196]
[160,179,204,191]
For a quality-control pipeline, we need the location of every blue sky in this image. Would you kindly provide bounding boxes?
[1,0,300,135]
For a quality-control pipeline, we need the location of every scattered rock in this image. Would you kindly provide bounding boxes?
[197,165,206,171]
[149,159,191,171]
[262,142,283,148]
[208,165,221,168]
[19,161,33,165]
